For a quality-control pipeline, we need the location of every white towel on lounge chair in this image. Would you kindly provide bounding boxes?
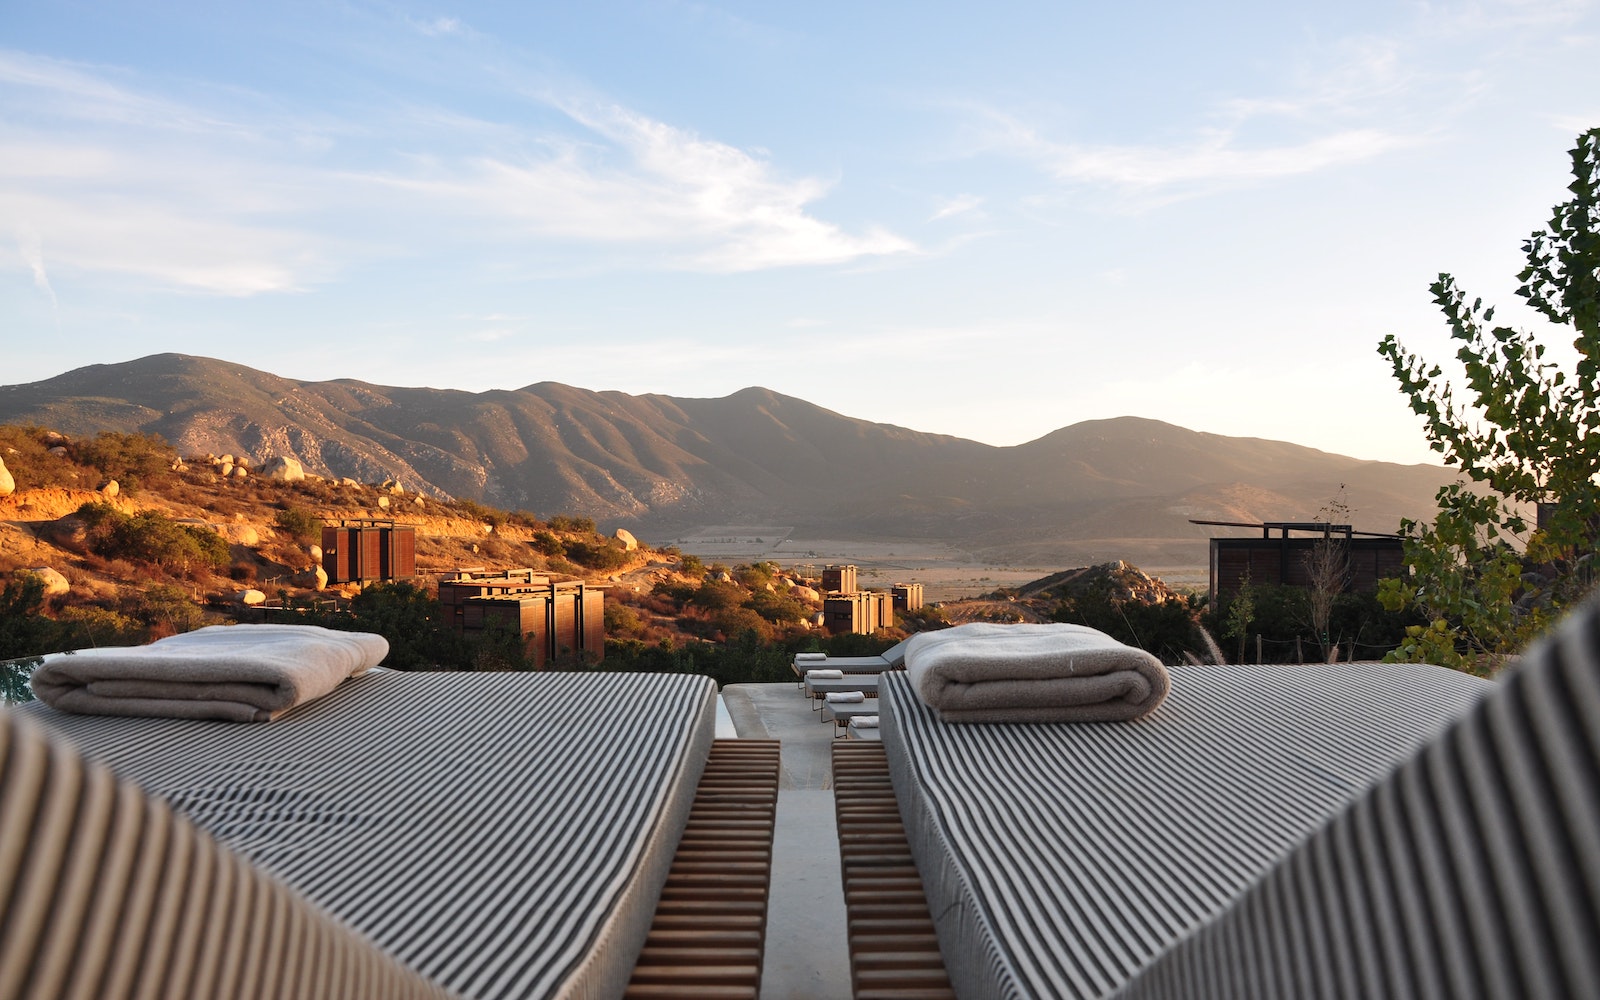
[806,668,845,680]
[905,622,1169,723]
[795,652,828,661]
[826,691,866,704]
[31,624,389,723]
[853,715,880,728]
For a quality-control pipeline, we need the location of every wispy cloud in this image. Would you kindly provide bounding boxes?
[408,15,463,37]
[929,194,984,222]
[373,99,915,271]
[957,30,1444,206]
[15,224,58,310]
[0,49,910,294]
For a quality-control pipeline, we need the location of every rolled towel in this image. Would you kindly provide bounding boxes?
[852,715,880,728]
[905,622,1169,723]
[826,690,865,704]
[31,624,389,723]
[806,668,845,680]
[794,652,828,662]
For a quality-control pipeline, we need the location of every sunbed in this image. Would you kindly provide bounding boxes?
[804,674,880,705]
[7,670,731,999]
[790,639,908,680]
[852,597,1600,999]
[822,697,879,737]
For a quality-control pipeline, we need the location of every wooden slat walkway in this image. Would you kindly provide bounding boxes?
[625,739,782,1000]
[832,741,956,1000]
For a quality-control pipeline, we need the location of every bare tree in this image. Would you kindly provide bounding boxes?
[1305,487,1352,662]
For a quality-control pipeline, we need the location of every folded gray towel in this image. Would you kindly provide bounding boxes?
[904,622,1169,723]
[31,624,389,722]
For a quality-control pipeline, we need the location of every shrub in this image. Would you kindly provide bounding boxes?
[74,431,175,493]
[130,584,208,636]
[604,603,644,638]
[548,514,596,534]
[564,538,629,571]
[274,505,322,543]
[689,581,744,612]
[55,606,145,647]
[72,503,231,575]
[530,531,565,556]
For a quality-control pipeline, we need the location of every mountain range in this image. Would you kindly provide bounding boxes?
[0,354,1458,565]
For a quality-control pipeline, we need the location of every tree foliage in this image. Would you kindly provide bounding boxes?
[1377,127,1600,671]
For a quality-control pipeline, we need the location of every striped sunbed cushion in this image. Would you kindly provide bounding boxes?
[880,662,1492,1000]
[21,670,717,1000]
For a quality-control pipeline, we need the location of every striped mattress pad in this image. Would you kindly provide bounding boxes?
[879,662,1493,1000]
[21,669,717,1000]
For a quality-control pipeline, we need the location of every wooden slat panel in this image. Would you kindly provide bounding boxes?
[832,742,955,1000]
[624,739,781,1000]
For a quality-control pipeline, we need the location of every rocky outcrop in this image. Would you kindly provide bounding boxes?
[25,567,71,597]
[262,456,306,482]
[0,457,13,497]
[615,528,638,551]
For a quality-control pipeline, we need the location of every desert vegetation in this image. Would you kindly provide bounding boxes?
[1376,126,1600,672]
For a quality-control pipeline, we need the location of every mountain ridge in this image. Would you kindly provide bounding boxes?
[0,353,1456,565]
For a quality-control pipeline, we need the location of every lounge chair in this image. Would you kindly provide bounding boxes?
[5,669,779,1000]
[790,639,908,680]
[837,596,1600,999]
[804,674,881,706]
[845,717,881,742]
[822,697,879,737]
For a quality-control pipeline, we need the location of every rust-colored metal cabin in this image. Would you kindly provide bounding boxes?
[823,591,891,635]
[445,570,606,666]
[321,519,416,585]
[1194,520,1404,605]
[891,583,925,612]
[438,569,551,627]
[822,564,859,595]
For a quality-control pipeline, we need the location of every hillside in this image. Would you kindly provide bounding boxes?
[0,427,901,666]
[0,354,1459,565]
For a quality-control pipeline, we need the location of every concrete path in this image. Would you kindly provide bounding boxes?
[723,682,853,999]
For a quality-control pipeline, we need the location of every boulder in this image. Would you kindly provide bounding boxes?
[262,456,306,482]
[218,454,235,467]
[211,523,260,546]
[377,496,390,509]
[219,462,234,477]
[41,431,68,446]
[42,516,88,553]
[235,456,251,468]
[339,477,359,487]
[309,544,323,561]
[99,479,119,497]
[790,585,821,603]
[0,457,13,497]
[313,565,328,591]
[413,497,425,508]
[48,447,68,458]
[25,567,71,597]
[230,465,249,478]
[236,589,266,606]
[615,528,639,551]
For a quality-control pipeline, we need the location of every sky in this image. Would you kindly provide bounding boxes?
[3,1,1598,466]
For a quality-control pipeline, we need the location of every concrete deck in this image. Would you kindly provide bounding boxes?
[722,682,855,999]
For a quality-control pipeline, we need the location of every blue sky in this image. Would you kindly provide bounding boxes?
[3,1,1597,466]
